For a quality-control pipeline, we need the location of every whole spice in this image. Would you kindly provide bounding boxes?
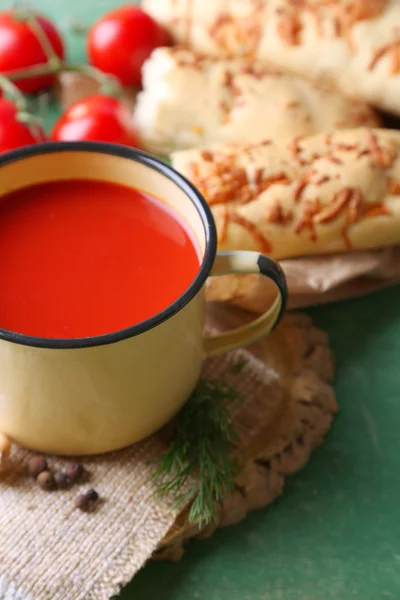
[27,455,48,478]
[54,472,70,489]
[74,488,99,511]
[37,470,56,491]
[65,462,85,483]
[86,489,99,502]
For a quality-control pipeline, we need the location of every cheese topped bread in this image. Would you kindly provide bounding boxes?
[172,128,400,259]
[143,0,400,115]
[134,46,379,153]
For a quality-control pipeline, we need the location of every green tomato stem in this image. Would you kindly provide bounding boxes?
[24,13,62,69]
[0,74,28,111]
[0,74,45,135]
[16,111,45,140]
[6,62,122,98]
[13,4,61,66]
[7,6,121,98]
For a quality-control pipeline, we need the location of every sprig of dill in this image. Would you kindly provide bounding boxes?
[149,152,172,165]
[151,378,242,528]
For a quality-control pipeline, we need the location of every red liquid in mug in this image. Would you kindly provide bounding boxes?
[0,179,201,338]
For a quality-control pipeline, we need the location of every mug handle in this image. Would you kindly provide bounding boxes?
[204,251,288,357]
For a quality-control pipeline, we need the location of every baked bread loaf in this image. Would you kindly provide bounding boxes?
[172,128,400,259]
[143,0,400,115]
[134,46,379,153]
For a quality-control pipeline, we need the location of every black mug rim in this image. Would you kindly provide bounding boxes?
[0,141,217,349]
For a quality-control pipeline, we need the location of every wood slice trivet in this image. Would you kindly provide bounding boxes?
[154,308,337,562]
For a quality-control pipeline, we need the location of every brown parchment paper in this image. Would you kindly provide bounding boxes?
[207,245,400,313]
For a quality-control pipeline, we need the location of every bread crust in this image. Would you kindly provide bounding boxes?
[134,46,379,153]
[143,0,400,115]
[172,128,400,259]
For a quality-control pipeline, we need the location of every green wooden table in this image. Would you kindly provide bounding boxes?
[8,0,400,597]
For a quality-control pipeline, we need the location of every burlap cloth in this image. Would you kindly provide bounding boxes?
[0,312,337,600]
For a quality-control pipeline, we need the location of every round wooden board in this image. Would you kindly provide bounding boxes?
[154,308,338,561]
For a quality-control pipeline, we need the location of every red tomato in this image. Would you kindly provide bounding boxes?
[87,6,170,87]
[0,10,65,94]
[51,94,140,147]
[0,98,46,153]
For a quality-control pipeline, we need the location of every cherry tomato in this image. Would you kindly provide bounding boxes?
[87,6,170,87]
[0,10,65,94]
[51,94,140,147]
[0,98,46,153]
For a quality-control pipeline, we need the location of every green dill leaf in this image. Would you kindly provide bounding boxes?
[151,378,241,528]
[227,358,247,374]
[152,153,172,165]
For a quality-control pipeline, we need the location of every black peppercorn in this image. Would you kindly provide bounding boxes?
[54,472,71,489]
[86,488,98,502]
[74,494,88,510]
[27,456,48,478]
[74,488,99,511]
[37,470,56,491]
[65,462,85,483]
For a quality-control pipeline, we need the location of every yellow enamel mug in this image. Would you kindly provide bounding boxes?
[0,142,287,455]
